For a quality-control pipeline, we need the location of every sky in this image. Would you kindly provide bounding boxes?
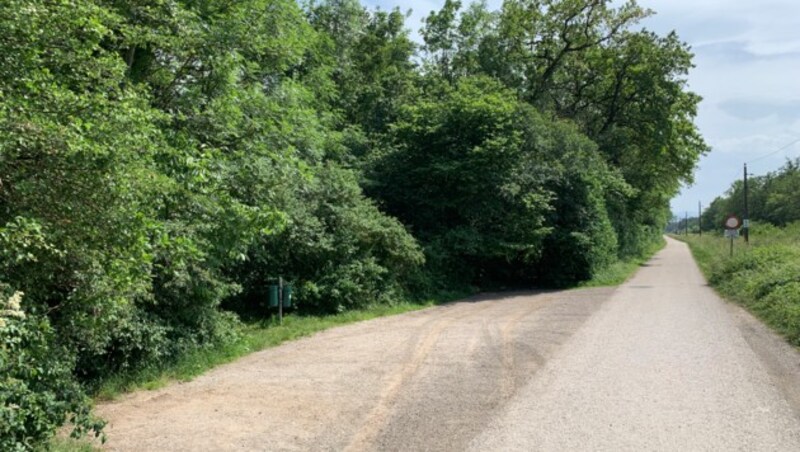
[364,0,800,218]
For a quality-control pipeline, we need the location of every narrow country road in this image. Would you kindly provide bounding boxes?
[97,237,800,451]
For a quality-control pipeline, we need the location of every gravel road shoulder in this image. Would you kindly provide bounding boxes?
[97,288,614,451]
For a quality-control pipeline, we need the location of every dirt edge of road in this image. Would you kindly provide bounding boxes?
[728,301,800,420]
[96,287,618,451]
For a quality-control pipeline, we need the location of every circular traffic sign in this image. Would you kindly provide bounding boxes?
[724,215,741,230]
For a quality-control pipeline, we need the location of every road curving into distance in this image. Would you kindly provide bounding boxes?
[98,237,800,451]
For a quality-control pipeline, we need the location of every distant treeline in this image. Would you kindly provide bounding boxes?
[700,158,800,231]
[0,0,705,447]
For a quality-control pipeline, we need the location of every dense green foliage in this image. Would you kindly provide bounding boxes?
[362,0,707,286]
[369,76,621,286]
[701,158,800,230]
[0,0,705,446]
[681,224,800,345]
[228,164,424,314]
[1,288,104,450]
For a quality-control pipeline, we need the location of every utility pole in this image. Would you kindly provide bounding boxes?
[685,211,689,235]
[743,163,750,244]
[698,201,702,236]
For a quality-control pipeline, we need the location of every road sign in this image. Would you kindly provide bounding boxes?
[724,215,741,230]
[724,229,739,238]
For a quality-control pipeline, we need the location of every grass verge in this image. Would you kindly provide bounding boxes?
[675,222,800,346]
[48,437,99,452]
[578,237,667,288]
[94,290,471,400]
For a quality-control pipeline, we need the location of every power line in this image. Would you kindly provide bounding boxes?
[748,136,800,164]
[675,136,799,216]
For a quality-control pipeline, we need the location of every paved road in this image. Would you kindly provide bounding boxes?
[98,237,800,451]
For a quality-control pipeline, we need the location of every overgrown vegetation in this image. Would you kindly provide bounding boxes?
[1,288,104,451]
[680,223,800,345]
[0,0,705,447]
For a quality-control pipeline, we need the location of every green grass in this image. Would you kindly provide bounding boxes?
[675,222,800,346]
[94,290,471,400]
[48,437,100,452]
[578,237,667,288]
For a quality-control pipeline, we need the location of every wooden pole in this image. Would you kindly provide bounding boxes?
[698,201,702,236]
[744,163,750,244]
[278,276,283,325]
[685,212,689,235]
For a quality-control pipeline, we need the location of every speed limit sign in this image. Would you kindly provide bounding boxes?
[724,215,741,230]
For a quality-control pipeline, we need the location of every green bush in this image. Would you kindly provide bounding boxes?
[536,141,620,286]
[229,164,424,314]
[369,77,624,287]
[0,288,104,451]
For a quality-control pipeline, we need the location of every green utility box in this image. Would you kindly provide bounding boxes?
[268,284,280,308]
[282,285,293,308]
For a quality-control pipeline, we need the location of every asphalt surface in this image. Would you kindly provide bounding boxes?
[469,237,800,450]
[98,237,800,451]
